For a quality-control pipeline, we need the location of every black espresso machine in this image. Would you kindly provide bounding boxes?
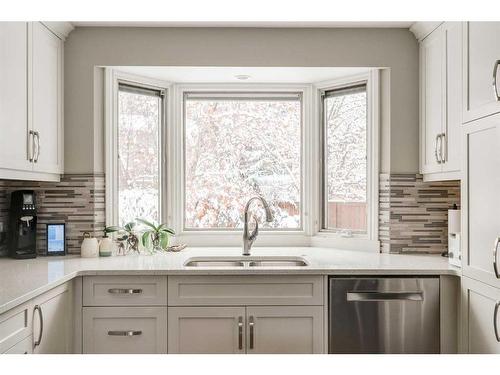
[8,190,37,259]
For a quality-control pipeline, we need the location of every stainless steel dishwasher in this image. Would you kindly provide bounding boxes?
[329,277,440,354]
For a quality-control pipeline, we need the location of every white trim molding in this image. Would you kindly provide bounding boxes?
[410,22,443,41]
[104,69,381,252]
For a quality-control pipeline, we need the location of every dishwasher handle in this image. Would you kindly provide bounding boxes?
[347,291,424,302]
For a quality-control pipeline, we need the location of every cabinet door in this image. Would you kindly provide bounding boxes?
[168,307,245,354]
[462,277,500,354]
[420,25,445,175]
[0,22,32,173]
[3,336,33,354]
[31,22,62,174]
[83,307,167,354]
[32,284,72,354]
[462,114,500,288]
[246,306,324,354]
[463,22,500,123]
[442,22,462,175]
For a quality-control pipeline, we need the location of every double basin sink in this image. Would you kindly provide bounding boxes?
[184,255,309,268]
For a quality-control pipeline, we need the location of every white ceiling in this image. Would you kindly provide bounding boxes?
[112,66,373,84]
[72,21,413,28]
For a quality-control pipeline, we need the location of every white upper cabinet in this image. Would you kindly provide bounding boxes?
[0,23,32,173]
[0,21,66,181]
[462,113,500,289]
[463,22,500,123]
[420,24,445,176]
[31,22,63,174]
[419,22,462,181]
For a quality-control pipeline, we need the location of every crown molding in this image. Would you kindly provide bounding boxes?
[41,22,74,40]
[409,22,443,41]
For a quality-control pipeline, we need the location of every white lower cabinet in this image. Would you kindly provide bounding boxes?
[167,305,324,354]
[246,306,323,354]
[4,336,33,354]
[82,307,167,354]
[168,307,245,354]
[32,283,73,354]
[462,277,500,353]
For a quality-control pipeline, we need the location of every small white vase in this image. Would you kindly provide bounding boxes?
[81,232,99,258]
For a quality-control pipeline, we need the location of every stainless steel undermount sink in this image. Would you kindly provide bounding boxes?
[184,256,309,268]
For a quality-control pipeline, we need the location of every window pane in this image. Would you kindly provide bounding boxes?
[324,85,367,233]
[184,97,301,229]
[118,86,161,226]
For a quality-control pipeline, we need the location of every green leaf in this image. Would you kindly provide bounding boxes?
[136,218,157,231]
[105,226,122,233]
[160,227,175,235]
[124,222,136,232]
[117,234,129,241]
[141,231,151,249]
[159,232,170,250]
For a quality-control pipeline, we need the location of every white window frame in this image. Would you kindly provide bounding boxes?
[105,69,379,251]
[168,83,313,247]
[310,71,380,251]
[104,68,171,226]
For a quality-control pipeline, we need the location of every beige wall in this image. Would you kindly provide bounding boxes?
[64,27,419,174]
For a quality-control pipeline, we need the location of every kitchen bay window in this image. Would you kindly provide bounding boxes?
[106,69,379,249]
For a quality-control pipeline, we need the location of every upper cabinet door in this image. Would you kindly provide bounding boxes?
[31,22,63,174]
[463,113,500,288]
[463,22,500,123]
[420,25,445,175]
[0,22,32,172]
[442,22,463,175]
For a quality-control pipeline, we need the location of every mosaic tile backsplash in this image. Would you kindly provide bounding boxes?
[379,173,461,254]
[0,172,459,256]
[0,174,105,256]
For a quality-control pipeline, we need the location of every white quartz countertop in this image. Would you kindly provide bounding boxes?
[0,247,460,314]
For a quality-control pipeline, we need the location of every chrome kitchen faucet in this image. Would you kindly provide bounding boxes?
[242,196,273,256]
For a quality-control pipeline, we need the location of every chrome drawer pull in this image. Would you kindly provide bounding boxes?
[347,291,424,301]
[493,237,500,279]
[33,304,43,347]
[493,60,500,101]
[494,301,500,343]
[238,316,243,350]
[107,330,142,337]
[249,316,255,350]
[108,288,143,294]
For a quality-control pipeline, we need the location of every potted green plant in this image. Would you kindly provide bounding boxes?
[136,218,175,253]
[104,221,140,254]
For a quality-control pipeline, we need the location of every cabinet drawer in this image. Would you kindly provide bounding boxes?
[168,275,324,306]
[82,307,167,354]
[0,302,32,353]
[3,335,33,354]
[83,276,168,306]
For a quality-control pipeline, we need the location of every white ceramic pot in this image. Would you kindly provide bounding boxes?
[99,236,114,257]
[81,232,99,258]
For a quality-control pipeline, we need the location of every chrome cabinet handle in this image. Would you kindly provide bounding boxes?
[249,316,255,350]
[108,288,143,294]
[434,134,441,164]
[434,134,443,164]
[107,330,142,336]
[493,60,500,101]
[28,130,35,162]
[238,316,243,350]
[34,131,40,163]
[494,301,500,342]
[33,305,43,347]
[346,291,424,301]
[494,237,500,279]
[440,132,446,163]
